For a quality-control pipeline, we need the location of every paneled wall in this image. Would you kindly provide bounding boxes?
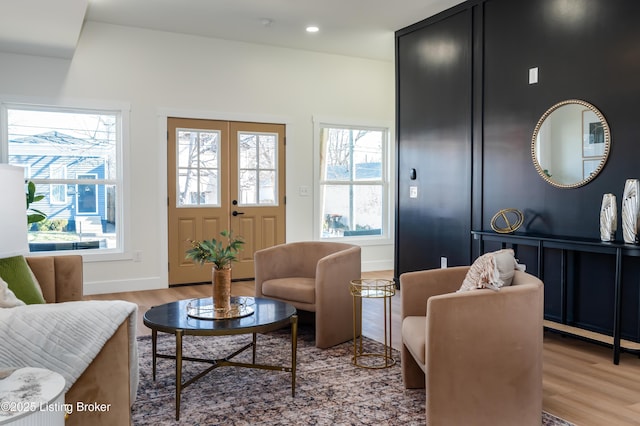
[395,9,473,275]
[396,0,640,342]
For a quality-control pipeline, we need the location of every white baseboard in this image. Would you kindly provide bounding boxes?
[84,276,167,295]
[84,260,393,295]
[361,259,393,273]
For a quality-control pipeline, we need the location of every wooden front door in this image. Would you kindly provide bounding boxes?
[167,118,286,285]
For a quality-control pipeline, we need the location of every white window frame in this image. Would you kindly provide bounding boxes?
[313,116,392,245]
[0,98,131,261]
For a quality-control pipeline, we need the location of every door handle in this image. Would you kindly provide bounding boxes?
[232,210,245,216]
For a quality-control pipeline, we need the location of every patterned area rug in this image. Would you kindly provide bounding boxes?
[132,326,572,425]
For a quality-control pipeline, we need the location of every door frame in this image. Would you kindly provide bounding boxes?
[157,109,293,288]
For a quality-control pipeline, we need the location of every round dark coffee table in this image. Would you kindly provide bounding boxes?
[143,296,298,420]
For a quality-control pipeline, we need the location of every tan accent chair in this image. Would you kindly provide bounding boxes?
[26,256,133,426]
[400,266,544,426]
[254,242,361,348]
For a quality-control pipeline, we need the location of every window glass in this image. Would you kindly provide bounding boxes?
[177,129,220,207]
[318,125,387,239]
[49,165,67,205]
[238,132,278,206]
[6,107,122,253]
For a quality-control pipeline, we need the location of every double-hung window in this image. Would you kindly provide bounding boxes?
[316,121,389,240]
[2,103,125,254]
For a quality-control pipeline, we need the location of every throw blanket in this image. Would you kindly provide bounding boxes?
[0,300,138,404]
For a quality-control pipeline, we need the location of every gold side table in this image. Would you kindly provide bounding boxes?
[350,278,396,369]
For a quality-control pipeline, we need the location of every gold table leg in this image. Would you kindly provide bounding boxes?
[175,329,183,421]
[291,314,298,397]
[151,329,157,381]
[153,314,298,421]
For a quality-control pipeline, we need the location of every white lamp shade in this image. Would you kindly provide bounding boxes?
[0,164,29,257]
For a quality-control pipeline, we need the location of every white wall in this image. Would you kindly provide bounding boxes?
[0,22,395,294]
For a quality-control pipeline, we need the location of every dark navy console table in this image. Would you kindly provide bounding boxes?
[472,230,640,364]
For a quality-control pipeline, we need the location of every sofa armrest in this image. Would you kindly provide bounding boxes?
[26,255,83,303]
[66,318,132,426]
[400,266,469,318]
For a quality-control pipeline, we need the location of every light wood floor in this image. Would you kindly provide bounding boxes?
[85,271,640,426]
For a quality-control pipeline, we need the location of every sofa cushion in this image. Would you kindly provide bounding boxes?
[0,277,25,308]
[0,256,46,304]
[262,277,315,304]
[459,249,517,292]
[402,316,426,367]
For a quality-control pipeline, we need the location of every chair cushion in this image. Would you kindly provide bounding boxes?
[262,277,316,304]
[459,249,517,292]
[402,316,426,366]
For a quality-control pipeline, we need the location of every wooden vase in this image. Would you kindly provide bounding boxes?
[212,267,232,312]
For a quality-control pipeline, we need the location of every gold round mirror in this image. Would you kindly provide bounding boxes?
[531,99,610,189]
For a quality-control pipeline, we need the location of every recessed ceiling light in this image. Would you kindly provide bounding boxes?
[306,26,319,33]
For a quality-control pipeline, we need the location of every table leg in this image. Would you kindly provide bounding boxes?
[386,294,392,367]
[291,314,298,397]
[151,329,157,381]
[352,295,358,364]
[175,330,183,421]
[252,332,257,364]
[613,247,622,365]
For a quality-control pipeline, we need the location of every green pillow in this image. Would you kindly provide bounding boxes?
[0,256,46,304]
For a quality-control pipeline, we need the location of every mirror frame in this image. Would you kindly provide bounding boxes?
[531,99,611,189]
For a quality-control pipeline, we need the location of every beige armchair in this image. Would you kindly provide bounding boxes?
[400,266,544,426]
[254,241,361,348]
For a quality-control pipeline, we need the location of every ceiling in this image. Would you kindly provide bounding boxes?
[0,0,464,61]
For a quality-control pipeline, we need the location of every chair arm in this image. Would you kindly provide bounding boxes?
[315,245,362,306]
[424,282,544,424]
[400,266,469,318]
[314,245,361,348]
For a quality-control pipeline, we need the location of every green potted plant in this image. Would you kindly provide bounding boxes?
[185,230,244,313]
[26,181,47,225]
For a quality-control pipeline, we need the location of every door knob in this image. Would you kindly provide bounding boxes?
[232,210,245,216]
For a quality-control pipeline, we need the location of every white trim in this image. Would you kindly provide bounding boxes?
[361,259,394,273]
[83,276,167,295]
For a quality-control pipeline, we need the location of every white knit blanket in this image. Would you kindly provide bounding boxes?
[0,300,139,404]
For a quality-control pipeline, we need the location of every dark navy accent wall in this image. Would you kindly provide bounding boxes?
[396,0,640,342]
[395,8,473,276]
